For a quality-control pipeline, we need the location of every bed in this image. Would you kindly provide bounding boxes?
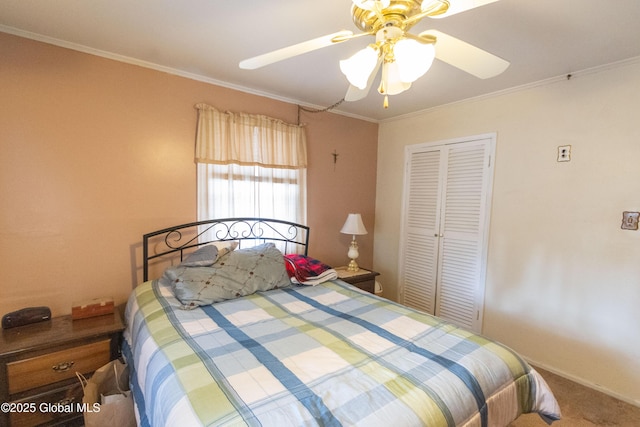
[124,218,561,427]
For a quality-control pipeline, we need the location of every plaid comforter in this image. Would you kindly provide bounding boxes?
[123,279,560,427]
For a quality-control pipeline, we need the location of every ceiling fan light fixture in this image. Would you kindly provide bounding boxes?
[340,46,380,89]
[240,0,510,110]
[394,38,435,83]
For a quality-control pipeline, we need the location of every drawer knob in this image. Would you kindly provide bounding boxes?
[52,361,75,372]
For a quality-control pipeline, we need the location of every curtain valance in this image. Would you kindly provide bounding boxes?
[195,103,307,169]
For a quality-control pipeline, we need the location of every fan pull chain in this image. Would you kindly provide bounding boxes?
[297,98,346,124]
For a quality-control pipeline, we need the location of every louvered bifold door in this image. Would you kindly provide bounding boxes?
[435,140,490,331]
[400,148,444,314]
[400,135,494,333]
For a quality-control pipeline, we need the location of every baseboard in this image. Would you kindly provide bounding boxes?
[525,357,640,409]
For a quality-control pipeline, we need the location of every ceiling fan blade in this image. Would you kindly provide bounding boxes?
[239,30,354,70]
[431,0,500,18]
[345,85,369,102]
[344,59,382,102]
[420,30,509,79]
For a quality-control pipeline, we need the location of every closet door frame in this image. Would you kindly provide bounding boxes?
[398,133,496,332]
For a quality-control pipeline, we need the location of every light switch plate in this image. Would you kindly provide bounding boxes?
[621,211,639,230]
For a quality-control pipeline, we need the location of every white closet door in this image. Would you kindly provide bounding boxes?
[399,135,494,332]
[400,148,444,313]
[435,140,491,330]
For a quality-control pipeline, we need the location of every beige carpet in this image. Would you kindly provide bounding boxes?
[509,367,640,427]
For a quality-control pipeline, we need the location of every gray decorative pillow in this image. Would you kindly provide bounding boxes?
[212,241,238,263]
[179,245,218,267]
[164,243,290,308]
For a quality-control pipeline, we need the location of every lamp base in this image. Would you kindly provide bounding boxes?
[346,238,360,272]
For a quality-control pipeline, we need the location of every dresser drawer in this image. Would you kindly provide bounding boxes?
[9,382,83,426]
[7,339,111,395]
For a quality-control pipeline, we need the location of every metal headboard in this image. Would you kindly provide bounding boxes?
[142,217,309,281]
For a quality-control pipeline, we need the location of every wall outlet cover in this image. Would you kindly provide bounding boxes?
[557,145,571,162]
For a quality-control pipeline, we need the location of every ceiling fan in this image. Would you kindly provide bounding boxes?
[239,0,509,108]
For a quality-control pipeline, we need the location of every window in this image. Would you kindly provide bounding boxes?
[197,163,306,222]
[195,104,307,224]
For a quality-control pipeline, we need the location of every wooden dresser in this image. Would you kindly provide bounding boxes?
[0,311,124,427]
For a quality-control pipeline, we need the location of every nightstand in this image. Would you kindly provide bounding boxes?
[336,266,380,293]
[0,311,124,427]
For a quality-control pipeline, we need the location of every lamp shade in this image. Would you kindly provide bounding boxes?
[340,46,379,89]
[340,213,368,235]
[379,61,411,95]
[394,38,435,83]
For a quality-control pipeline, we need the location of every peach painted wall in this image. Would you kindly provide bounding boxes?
[0,32,378,317]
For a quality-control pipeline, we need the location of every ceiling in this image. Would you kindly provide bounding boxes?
[2,0,640,122]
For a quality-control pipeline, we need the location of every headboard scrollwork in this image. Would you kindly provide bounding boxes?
[142,218,309,281]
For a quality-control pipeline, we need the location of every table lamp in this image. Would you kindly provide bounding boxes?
[340,213,368,271]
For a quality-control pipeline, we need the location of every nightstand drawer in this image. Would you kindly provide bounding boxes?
[335,266,380,294]
[10,382,83,426]
[7,339,111,394]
